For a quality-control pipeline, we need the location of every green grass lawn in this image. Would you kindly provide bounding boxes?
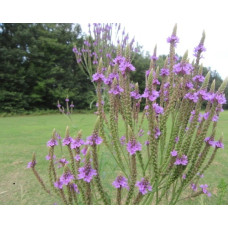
[0,111,228,205]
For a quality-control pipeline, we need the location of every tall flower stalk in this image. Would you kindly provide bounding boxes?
[28,24,227,205]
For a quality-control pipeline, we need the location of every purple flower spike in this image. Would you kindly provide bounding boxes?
[71,138,85,149]
[119,61,136,74]
[92,72,105,83]
[74,154,81,161]
[191,183,197,192]
[109,85,124,95]
[47,139,58,147]
[200,184,211,197]
[113,56,126,65]
[194,44,206,57]
[173,63,194,75]
[174,155,188,165]
[27,160,36,169]
[112,176,129,189]
[130,91,141,99]
[62,137,73,146]
[160,68,170,77]
[153,103,164,115]
[215,141,224,149]
[69,183,80,193]
[58,158,69,168]
[154,127,161,139]
[60,171,74,185]
[142,89,160,102]
[167,35,179,47]
[126,139,142,155]
[136,178,152,195]
[86,134,103,146]
[193,75,205,83]
[171,150,178,157]
[54,179,64,189]
[45,154,56,161]
[78,164,97,183]
[204,137,216,147]
[151,55,158,61]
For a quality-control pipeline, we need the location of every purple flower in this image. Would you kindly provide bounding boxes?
[194,44,206,57]
[86,134,103,146]
[70,104,74,108]
[184,92,199,103]
[200,184,211,197]
[58,158,69,168]
[142,89,160,102]
[81,146,88,156]
[62,136,73,146]
[45,154,56,161]
[72,47,78,54]
[215,94,226,105]
[136,178,152,195]
[57,103,61,108]
[54,179,64,189]
[69,183,80,193]
[174,155,188,165]
[78,164,97,182]
[126,139,142,155]
[185,81,194,90]
[47,139,58,147]
[191,183,197,192]
[193,75,205,83]
[65,98,69,102]
[112,176,129,189]
[92,73,105,82]
[71,138,85,149]
[167,35,179,47]
[171,150,178,157]
[204,137,216,147]
[175,137,179,143]
[27,160,36,168]
[74,154,81,161]
[182,174,186,179]
[120,136,126,145]
[130,91,141,99]
[119,61,136,74]
[215,141,224,149]
[113,56,126,65]
[60,171,74,185]
[212,115,219,122]
[109,85,124,95]
[145,140,150,145]
[154,127,161,139]
[160,68,170,77]
[146,69,155,77]
[151,54,158,61]
[164,82,170,88]
[153,78,160,85]
[173,63,194,75]
[153,103,164,115]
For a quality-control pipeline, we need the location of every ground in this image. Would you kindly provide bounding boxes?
[0,112,228,205]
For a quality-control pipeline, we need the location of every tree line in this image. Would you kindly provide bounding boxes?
[0,23,227,113]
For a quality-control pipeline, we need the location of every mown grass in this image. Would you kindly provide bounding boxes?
[0,111,228,205]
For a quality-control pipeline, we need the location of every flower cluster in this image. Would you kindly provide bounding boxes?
[112,176,129,189]
[136,178,152,195]
[126,139,142,155]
